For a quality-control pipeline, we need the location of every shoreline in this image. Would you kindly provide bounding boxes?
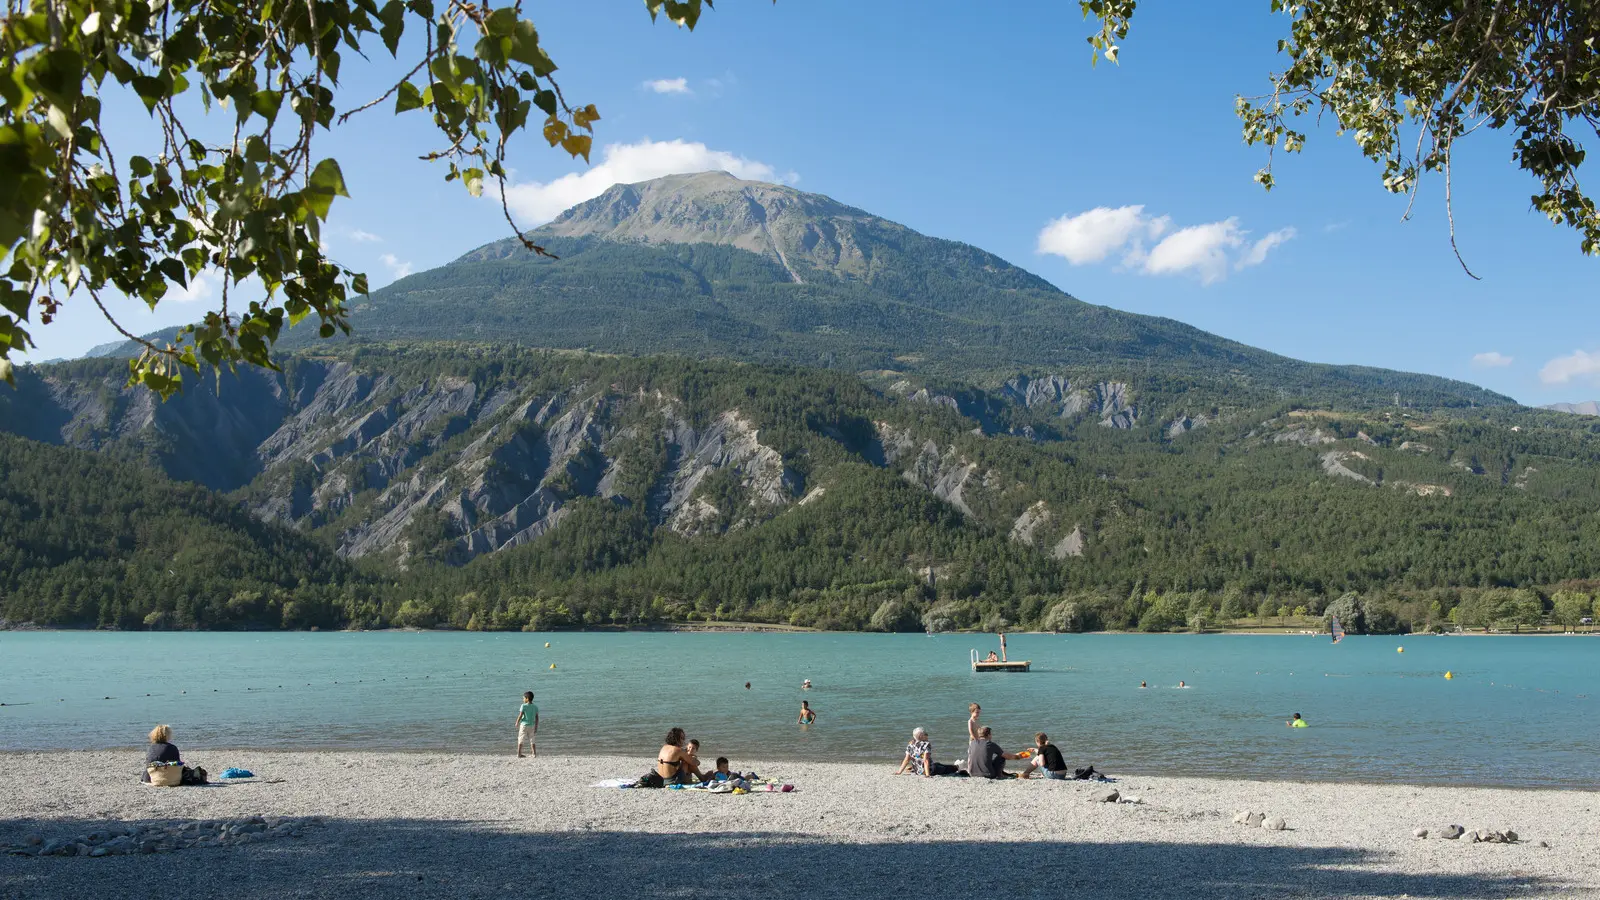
[2,747,1595,793]
[2,751,1592,899]
[5,623,1596,636]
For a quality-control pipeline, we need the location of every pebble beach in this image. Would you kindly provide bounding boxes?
[1,751,1594,899]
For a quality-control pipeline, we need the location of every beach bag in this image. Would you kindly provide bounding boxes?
[1072,765,1097,781]
[147,764,183,787]
[181,765,208,786]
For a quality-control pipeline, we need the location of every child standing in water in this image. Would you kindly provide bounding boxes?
[515,691,539,758]
[798,700,816,725]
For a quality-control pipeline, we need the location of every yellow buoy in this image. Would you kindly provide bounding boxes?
[1397,647,1404,653]
[1444,671,1453,679]
[544,642,551,648]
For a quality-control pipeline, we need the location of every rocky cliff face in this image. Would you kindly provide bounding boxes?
[2,359,815,564]
[8,355,1117,568]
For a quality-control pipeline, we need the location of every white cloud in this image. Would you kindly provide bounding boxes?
[504,139,788,224]
[1237,227,1297,269]
[1540,350,1600,385]
[1036,205,1162,265]
[380,253,414,280]
[1144,219,1244,285]
[348,229,383,243]
[644,78,691,95]
[1036,205,1294,284]
[170,270,221,303]
[1471,351,1514,369]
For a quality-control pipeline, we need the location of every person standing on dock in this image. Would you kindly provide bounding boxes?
[1000,633,1008,662]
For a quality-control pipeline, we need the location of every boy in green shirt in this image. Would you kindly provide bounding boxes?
[516,691,539,758]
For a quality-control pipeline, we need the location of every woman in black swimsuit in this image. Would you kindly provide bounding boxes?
[657,727,691,784]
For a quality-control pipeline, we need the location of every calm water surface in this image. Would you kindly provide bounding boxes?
[1,631,1595,787]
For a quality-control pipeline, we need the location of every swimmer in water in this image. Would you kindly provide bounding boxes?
[1177,681,1188,688]
[744,682,751,690]
[798,700,816,725]
[802,679,812,690]
[1139,681,1147,689]
[1287,713,1308,728]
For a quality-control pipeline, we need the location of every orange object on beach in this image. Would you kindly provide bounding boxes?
[1017,750,1031,758]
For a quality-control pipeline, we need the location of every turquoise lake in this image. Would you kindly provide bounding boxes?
[1,631,1595,787]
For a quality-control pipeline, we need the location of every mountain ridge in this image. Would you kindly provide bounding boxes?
[282,171,1512,410]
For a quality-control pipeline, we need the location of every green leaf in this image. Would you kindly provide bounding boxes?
[378,0,406,55]
[302,159,350,220]
[395,81,423,112]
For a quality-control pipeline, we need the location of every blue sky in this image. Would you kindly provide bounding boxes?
[34,1,1596,404]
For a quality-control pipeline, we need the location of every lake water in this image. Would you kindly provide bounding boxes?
[1,631,1595,787]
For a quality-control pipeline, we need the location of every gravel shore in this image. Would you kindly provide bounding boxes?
[1,751,1593,899]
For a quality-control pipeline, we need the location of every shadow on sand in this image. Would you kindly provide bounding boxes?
[0,816,1564,900]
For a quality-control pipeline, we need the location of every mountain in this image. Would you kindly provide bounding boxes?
[292,172,1510,410]
[6,172,1595,634]
[1544,401,1600,416]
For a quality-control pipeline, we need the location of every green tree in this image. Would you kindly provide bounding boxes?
[0,0,721,391]
[1324,591,1368,634]
[1551,590,1592,631]
[1085,0,1600,266]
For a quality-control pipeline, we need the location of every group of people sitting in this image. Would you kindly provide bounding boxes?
[652,727,749,788]
[893,703,1091,781]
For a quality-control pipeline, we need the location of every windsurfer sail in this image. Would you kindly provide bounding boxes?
[1330,615,1345,644]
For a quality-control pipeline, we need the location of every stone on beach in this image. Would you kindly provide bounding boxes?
[1091,788,1119,803]
[1434,824,1465,840]
[1413,827,1429,838]
[1262,817,1286,831]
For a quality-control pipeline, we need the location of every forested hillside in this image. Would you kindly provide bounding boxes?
[0,435,370,629]
[3,345,1598,635]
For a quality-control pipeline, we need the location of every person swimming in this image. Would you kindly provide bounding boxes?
[1177,681,1188,688]
[1139,681,1147,689]
[1287,712,1308,728]
[798,700,816,725]
[801,679,812,690]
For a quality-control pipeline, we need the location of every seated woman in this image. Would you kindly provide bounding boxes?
[141,724,182,783]
[895,727,959,776]
[657,728,693,785]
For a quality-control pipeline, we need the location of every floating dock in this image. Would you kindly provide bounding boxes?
[971,649,1030,672]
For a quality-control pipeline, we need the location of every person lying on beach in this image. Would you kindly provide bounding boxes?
[657,728,694,785]
[965,726,1025,779]
[141,724,181,783]
[702,757,746,788]
[798,701,816,725]
[1020,733,1069,780]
